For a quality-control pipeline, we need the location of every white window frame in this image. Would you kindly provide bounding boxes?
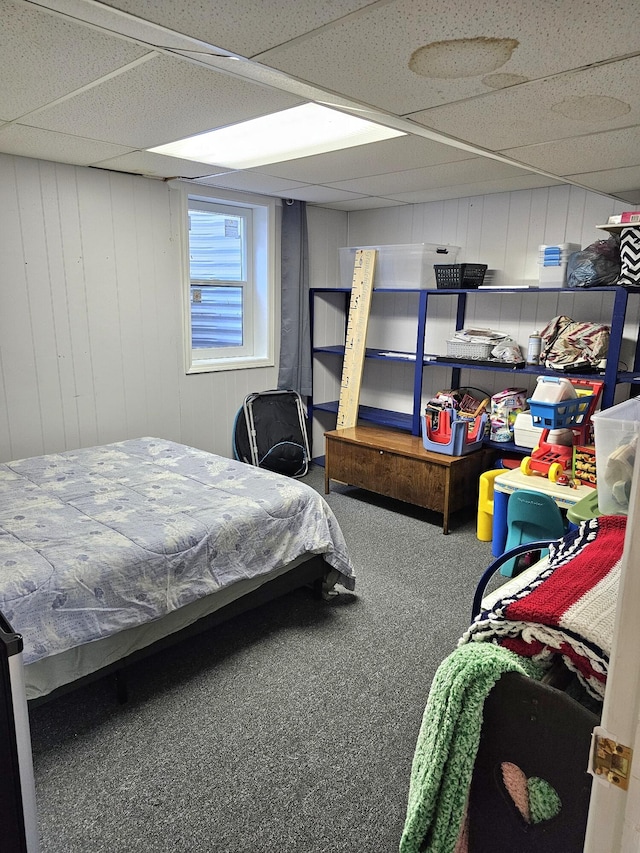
[188,200,253,359]
[178,184,277,374]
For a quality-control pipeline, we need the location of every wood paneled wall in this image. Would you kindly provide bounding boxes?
[346,185,627,286]
[310,185,639,451]
[0,154,281,462]
[1,153,635,464]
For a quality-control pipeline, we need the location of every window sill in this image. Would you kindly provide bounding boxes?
[187,355,275,374]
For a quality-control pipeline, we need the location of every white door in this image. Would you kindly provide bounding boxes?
[584,459,640,851]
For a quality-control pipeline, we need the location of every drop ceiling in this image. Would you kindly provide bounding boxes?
[2,0,640,209]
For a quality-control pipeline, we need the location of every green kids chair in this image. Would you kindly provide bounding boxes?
[501,490,566,577]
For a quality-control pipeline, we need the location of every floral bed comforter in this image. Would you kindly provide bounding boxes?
[0,437,354,665]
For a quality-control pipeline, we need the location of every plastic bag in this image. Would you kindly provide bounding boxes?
[566,235,621,288]
[489,388,528,442]
[491,337,523,363]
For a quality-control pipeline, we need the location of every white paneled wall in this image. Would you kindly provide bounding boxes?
[346,185,628,282]
[307,205,347,286]
[1,154,637,465]
[0,154,281,462]
[310,185,640,452]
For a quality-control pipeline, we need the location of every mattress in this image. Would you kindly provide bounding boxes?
[23,554,319,700]
[0,437,355,676]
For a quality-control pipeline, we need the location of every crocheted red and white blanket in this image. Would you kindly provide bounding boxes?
[460,515,627,699]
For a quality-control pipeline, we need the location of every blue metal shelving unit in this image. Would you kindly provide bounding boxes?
[309,285,640,461]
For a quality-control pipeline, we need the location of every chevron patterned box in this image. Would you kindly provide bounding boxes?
[619,226,640,286]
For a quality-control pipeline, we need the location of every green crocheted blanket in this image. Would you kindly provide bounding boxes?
[400,643,543,853]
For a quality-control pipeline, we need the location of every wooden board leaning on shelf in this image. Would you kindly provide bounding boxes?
[336,249,376,429]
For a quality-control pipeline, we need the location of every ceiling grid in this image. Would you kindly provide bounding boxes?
[1,0,639,206]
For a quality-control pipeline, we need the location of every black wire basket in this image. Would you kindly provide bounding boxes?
[434,263,488,289]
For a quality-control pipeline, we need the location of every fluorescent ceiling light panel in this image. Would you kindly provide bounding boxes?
[148,103,405,168]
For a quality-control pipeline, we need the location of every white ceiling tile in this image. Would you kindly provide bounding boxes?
[256,0,640,115]
[314,196,408,211]
[279,186,368,204]
[502,127,640,176]
[409,57,640,151]
[387,173,564,204]
[25,54,304,149]
[565,166,640,199]
[0,124,134,165]
[95,0,377,56]
[253,133,473,184]
[190,171,309,195]
[0,0,150,119]
[329,157,532,195]
[25,0,210,50]
[604,187,640,205]
[91,150,233,178]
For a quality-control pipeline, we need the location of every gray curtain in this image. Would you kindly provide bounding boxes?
[278,199,311,396]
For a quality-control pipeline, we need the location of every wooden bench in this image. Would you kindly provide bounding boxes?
[324,425,490,534]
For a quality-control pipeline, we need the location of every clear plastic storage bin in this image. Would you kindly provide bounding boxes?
[339,243,460,290]
[592,396,640,515]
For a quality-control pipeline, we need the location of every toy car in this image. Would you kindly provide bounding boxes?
[520,435,574,482]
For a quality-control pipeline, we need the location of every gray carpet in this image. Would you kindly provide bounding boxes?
[29,464,494,853]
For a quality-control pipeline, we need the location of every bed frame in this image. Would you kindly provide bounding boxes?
[28,555,329,707]
[1,438,354,706]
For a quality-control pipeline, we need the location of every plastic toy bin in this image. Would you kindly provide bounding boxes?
[528,396,594,430]
[592,396,640,515]
[422,410,486,456]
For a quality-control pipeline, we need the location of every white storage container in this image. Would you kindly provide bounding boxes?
[539,264,570,288]
[592,396,640,515]
[514,412,574,448]
[538,242,581,255]
[339,243,460,290]
[530,376,577,403]
[514,412,538,448]
[537,242,581,288]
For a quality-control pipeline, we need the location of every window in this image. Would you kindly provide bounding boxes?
[182,188,276,373]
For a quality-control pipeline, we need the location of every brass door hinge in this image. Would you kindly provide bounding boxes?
[592,730,633,790]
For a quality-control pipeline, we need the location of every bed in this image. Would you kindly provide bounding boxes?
[0,437,355,702]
